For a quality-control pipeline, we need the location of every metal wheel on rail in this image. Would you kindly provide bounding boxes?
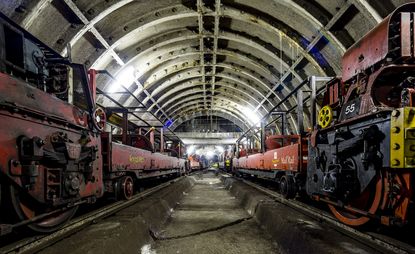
[280,175,297,199]
[8,183,78,233]
[115,176,134,200]
[327,174,383,226]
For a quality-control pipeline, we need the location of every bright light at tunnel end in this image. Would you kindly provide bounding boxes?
[215,145,224,153]
[186,145,196,154]
[206,150,215,158]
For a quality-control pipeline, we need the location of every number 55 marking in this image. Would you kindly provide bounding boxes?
[345,103,355,115]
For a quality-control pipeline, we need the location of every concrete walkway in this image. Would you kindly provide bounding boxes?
[148,172,279,254]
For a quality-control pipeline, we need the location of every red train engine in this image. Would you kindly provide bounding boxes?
[233,3,415,227]
[307,3,415,226]
[0,13,186,234]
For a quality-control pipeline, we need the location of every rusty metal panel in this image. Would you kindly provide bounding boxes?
[0,73,89,128]
[111,142,151,170]
[342,18,390,82]
[400,12,411,58]
[236,135,307,173]
[0,110,104,203]
[246,153,263,169]
[150,153,178,170]
[413,13,415,57]
[262,144,301,171]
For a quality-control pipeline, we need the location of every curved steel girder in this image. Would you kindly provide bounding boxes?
[115,37,304,130]
[149,81,262,112]
[157,85,261,116]
[107,29,321,117]
[117,70,271,122]
[150,71,274,115]
[171,103,260,131]
[112,33,293,106]
[139,48,284,98]
[66,0,136,48]
[21,0,52,29]
[113,48,279,109]
[126,30,304,83]
[116,33,311,118]
[141,63,274,105]
[161,95,264,126]
[70,2,341,73]
[170,102,253,129]
[71,4,195,58]
[115,31,302,88]
[139,49,282,90]
[143,62,275,94]
[166,97,252,124]
[219,31,304,81]
[350,0,382,25]
[128,66,294,132]
[171,109,250,131]
[53,0,348,134]
[273,0,346,53]
[90,5,336,78]
[146,71,269,112]
[143,68,273,102]
[164,93,255,119]
[221,7,330,74]
[121,68,274,114]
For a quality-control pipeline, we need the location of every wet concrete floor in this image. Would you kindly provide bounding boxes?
[147,171,279,254]
[36,171,378,254]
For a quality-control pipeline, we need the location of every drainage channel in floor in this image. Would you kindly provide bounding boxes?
[143,171,280,254]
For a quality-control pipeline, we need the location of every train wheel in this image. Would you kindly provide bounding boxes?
[9,184,78,232]
[328,175,383,226]
[116,176,134,200]
[280,175,297,199]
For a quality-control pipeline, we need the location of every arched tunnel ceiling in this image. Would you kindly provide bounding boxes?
[0,0,410,133]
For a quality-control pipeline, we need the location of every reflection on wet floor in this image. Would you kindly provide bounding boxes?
[144,172,279,254]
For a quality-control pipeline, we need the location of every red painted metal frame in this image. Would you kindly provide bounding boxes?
[88,69,97,104]
[234,135,307,174]
[0,73,104,205]
[342,4,415,82]
[109,140,185,173]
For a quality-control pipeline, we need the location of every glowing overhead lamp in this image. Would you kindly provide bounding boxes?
[242,107,261,127]
[109,66,137,93]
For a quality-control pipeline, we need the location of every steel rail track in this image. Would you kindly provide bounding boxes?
[236,177,415,254]
[0,176,185,254]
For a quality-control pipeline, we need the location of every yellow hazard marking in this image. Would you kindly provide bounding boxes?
[390,107,415,168]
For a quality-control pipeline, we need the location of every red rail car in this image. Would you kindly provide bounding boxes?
[233,135,307,198]
[101,132,187,200]
[0,13,186,234]
[188,154,203,172]
[233,3,414,227]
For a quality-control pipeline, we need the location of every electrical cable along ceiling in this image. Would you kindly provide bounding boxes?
[0,0,407,134]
